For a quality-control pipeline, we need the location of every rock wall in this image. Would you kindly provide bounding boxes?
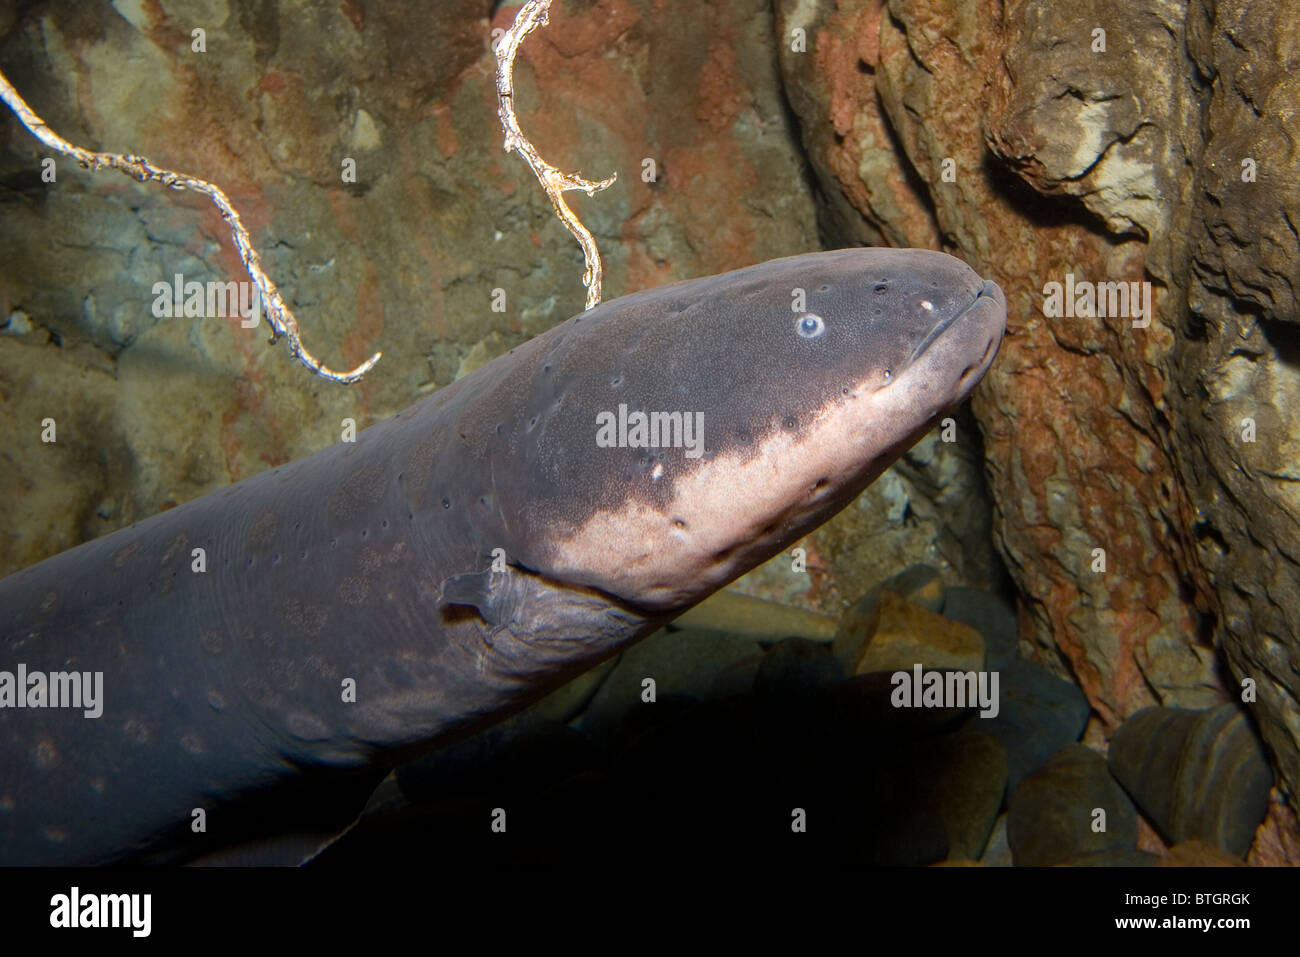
[776,0,1300,821]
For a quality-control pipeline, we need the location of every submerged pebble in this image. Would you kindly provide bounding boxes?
[1007,744,1139,866]
[1108,703,1272,857]
[974,657,1091,791]
[941,585,1019,671]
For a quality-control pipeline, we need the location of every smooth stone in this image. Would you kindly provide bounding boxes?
[973,657,1091,791]
[845,772,952,866]
[673,589,838,642]
[979,813,1014,867]
[1108,702,1272,857]
[941,585,1019,671]
[578,626,764,742]
[528,655,620,725]
[898,568,947,613]
[752,637,844,700]
[889,564,947,612]
[831,564,945,667]
[611,693,702,753]
[828,671,971,743]
[844,752,952,866]
[1008,744,1139,867]
[1107,707,1187,830]
[906,730,1008,860]
[704,652,766,698]
[853,591,985,675]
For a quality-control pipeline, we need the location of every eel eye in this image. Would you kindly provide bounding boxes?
[796,313,825,338]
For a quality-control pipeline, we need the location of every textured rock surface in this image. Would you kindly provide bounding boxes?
[774,0,1300,851]
[1246,787,1300,866]
[881,0,1220,719]
[1175,0,1300,843]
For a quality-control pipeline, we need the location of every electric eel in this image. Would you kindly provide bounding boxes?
[0,247,1006,865]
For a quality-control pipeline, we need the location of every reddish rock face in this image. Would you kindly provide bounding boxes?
[777,0,1300,854]
[779,0,1218,723]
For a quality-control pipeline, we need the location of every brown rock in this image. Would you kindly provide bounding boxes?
[1246,788,1300,867]
[911,730,1008,860]
[773,0,940,249]
[832,564,945,667]
[853,591,985,675]
[1178,0,1300,833]
[1108,704,1273,858]
[873,0,1300,821]
[1162,840,1245,867]
[780,0,1300,816]
[1008,744,1139,867]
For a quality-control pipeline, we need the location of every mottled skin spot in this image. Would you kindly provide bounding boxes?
[161,532,189,565]
[340,576,371,604]
[122,720,151,745]
[277,598,329,635]
[33,737,59,770]
[287,712,331,742]
[302,655,335,679]
[245,508,280,556]
[328,465,388,525]
[401,434,438,510]
[111,542,141,569]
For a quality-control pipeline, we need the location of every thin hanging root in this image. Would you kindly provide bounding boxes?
[495,0,617,311]
[0,69,380,385]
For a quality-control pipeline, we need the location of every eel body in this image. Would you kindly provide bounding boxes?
[0,248,1006,864]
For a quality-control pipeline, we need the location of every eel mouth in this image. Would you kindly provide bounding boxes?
[907,279,1001,367]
